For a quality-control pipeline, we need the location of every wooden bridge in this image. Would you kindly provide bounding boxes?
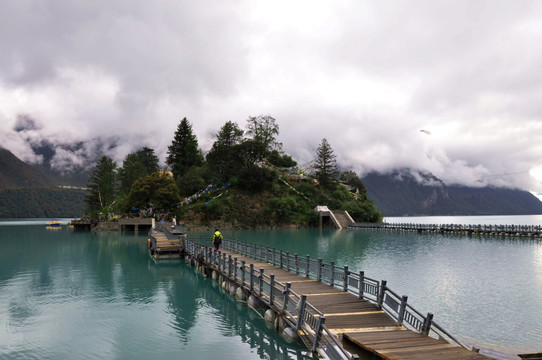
[153,226,495,360]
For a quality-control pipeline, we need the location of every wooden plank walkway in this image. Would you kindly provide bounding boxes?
[217,247,489,360]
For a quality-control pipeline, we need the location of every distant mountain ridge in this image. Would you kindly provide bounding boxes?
[361,169,542,217]
[0,147,85,218]
[0,147,50,189]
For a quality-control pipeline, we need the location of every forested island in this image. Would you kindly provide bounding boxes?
[84,116,382,229]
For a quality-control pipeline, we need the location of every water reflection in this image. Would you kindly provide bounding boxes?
[0,225,312,360]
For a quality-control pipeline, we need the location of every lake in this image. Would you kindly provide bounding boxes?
[1,216,541,358]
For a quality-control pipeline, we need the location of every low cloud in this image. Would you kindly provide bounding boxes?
[1,1,542,192]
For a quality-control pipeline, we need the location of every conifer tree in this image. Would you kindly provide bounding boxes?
[85,156,117,216]
[166,118,203,178]
[314,138,338,189]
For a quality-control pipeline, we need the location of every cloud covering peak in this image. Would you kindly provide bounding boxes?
[1,1,542,191]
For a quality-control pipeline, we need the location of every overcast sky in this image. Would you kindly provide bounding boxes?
[1,1,542,193]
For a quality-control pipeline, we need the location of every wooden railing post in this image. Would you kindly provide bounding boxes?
[377,280,387,309]
[282,282,291,312]
[228,255,232,277]
[358,271,365,299]
[286,251,290,272]
[272,248,276,266]
[279,250,283,269]
[249,264,254,291]
[295,294,307,331]
[234,258,238,280]
[398,295,408,324]
[305,255,310,278]
[317,258,322,282]
[422,313,433,335]
[269,274,275,306]
[265,246,269,263]
[259,268,264,296]
[343,265,349,292]
[312,316,326,352]
[330,261,335,286]
[241,260,246,287]
[295,254,299,274]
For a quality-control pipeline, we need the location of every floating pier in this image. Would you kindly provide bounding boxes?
[154,226,496,360]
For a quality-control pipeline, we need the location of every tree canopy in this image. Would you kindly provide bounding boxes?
[166,118,203,178]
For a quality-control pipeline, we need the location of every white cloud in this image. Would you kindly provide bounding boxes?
[1,0,542,192]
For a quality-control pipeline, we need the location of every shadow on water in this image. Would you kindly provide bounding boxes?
[150,259,314,359]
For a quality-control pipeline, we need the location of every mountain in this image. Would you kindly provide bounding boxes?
[0,147,50,189]
[0,147,85,218]
[362,169,542,217]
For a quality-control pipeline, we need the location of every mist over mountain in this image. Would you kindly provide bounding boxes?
[362,169,542,217]
[0,147,85,217]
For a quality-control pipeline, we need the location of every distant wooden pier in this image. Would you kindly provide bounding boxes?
[154,227,498,360]
[71,218,153,231]
[348,222,542,238]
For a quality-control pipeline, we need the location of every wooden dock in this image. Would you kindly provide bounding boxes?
[166,231,495,360]
[148,225,185,260]
[349,222,542,238]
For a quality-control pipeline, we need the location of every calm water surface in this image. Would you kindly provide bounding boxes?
[0,222,311,360]
[2,217,542,358]
[193,216,542,355]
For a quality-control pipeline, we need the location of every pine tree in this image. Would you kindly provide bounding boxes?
[314,138,338,189]
[166,118,203,178]
[85,156,117,216]
[136,147,159,174]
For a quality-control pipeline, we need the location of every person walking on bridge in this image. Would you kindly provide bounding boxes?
[212,229,223,252]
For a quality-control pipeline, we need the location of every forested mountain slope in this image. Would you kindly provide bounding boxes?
[362,169,542,217]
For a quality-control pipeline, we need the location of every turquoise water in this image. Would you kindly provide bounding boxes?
[1,219,542,358]
[0,223,311,360]
[191,225,542,355]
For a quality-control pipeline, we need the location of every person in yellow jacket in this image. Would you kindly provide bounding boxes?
[212,229,223,251]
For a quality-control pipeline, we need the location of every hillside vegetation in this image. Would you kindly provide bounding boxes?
[0,147,86,218]
[362,169,542,216]
[84,116,383,228]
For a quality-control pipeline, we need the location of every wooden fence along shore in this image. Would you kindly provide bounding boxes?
[349,222,542,238]
[151,225,492,360]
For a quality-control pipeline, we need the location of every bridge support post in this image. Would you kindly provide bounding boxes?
[312,316,326,352]
[422,313,433,335]
[343,265,349,292]
[317,258,322,282]
[377,280,387,309]
[296,294,307,331]
[358,271,364,299]
[398,295,408,324]
[259,269,264,296]
[286,251,290,271]
[282,282,291,313]
[228,255,232,277]
[249,264,254,292]
[269,275,275,306]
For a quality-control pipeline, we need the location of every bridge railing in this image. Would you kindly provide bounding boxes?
[183,238,356,360]
[191,236,471,351]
